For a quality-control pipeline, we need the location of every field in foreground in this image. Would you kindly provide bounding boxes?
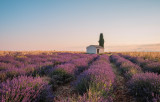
[0,51,160,102]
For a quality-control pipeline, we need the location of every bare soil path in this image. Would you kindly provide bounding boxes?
[111,63,136,102]
[53,83,77,101]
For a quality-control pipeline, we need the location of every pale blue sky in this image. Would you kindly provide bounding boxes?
[0,0,160,51]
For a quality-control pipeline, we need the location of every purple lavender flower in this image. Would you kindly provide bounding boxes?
[0,76,52,102]
[128,72,160,101]
[144,62,160,74]
[54,63,76,75]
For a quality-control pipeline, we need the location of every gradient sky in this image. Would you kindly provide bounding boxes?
[0,0,160,51]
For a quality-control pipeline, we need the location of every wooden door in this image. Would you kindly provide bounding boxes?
[97,49,99,54]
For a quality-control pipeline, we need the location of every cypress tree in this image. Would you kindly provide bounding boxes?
[98,33,104,47]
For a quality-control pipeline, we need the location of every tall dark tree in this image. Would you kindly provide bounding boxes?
[98,33,104,47]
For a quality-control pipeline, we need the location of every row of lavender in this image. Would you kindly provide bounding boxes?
[62,55,115,102]
[0,53,89,82]
[119,54,160,74]
[110,54,160,102]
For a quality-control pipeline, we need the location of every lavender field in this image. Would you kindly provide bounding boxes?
[0,52,160,102]
[1,0,160,101]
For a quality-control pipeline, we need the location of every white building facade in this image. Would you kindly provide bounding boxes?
[86,45,104,54]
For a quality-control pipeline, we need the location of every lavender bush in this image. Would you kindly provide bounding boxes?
[54,63,77,75]
[0,76,53,102]
[144,62,160,74]
[128,72,160,102]
[49,68,75,89]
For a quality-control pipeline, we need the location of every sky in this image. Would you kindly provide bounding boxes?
[0,0,160,51]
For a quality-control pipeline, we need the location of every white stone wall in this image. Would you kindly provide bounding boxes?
[86,46,97,54]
